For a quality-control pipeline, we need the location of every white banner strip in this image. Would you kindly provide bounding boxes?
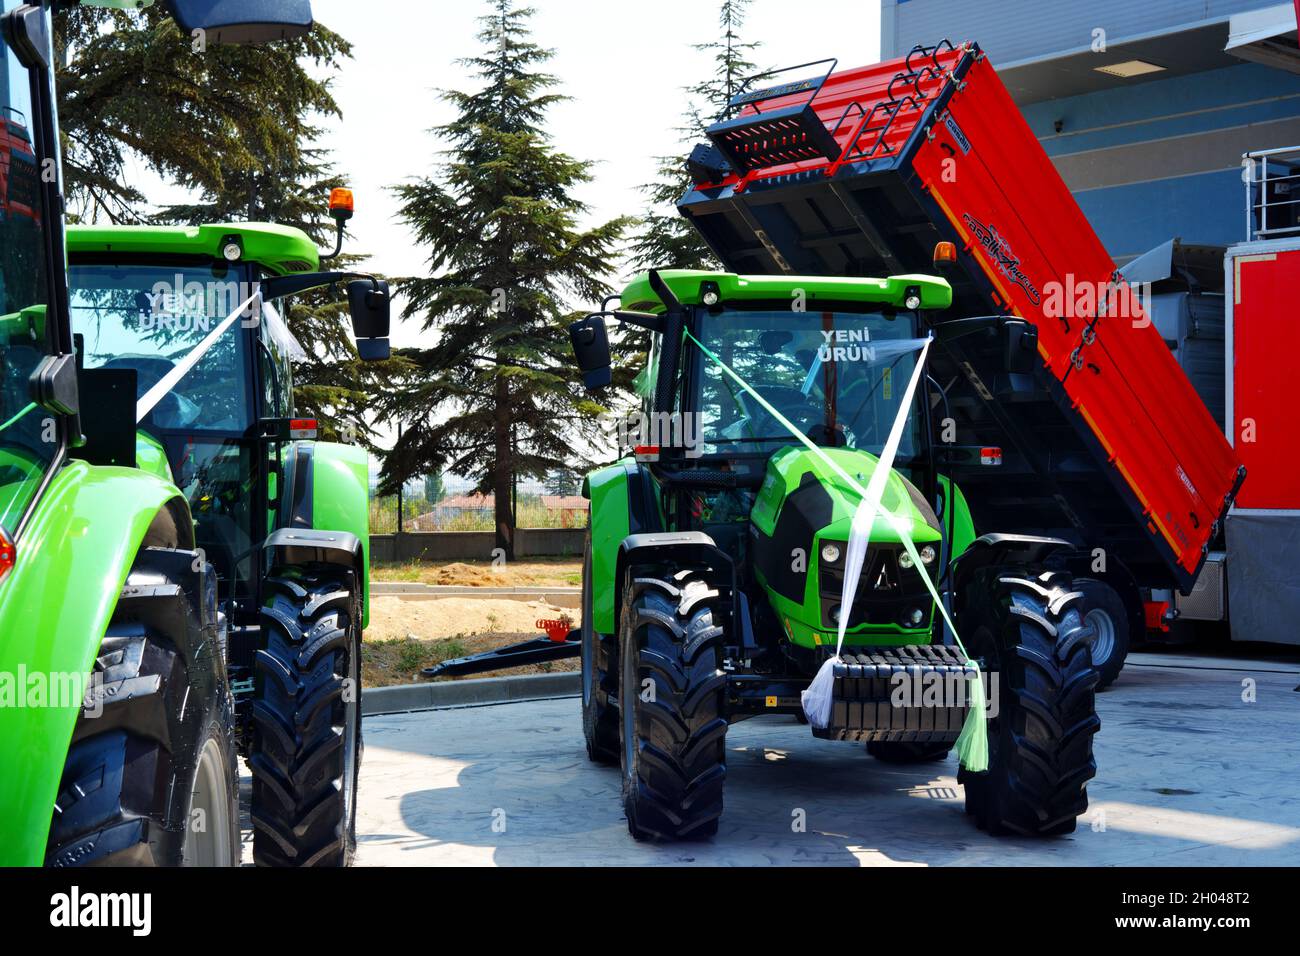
[135,292,260,424]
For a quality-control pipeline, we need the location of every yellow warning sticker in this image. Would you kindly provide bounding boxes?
[765,696,778,708]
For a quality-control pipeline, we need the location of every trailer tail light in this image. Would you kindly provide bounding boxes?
[1144,600,1171,633]
[289,418,318,440]
[980,446,1002,466]
[634,444,660,462]
[0,529,13,582]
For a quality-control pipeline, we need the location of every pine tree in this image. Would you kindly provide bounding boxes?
[424,471,446,506]
[381,0,629,559]
[54,6,351,224]
[54,5,379,443]
[626,0,760,271]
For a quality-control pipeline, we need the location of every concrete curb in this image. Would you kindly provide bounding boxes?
[362,671,580,716]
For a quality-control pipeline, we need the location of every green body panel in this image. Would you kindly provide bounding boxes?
[583,459,633,634]
[0,303,46,341]
[307,440,371,629]
[135,430,173,483]
[750,446,942,648]
[938,474,978,561]
[0,461,186,866]
[65,222,320,277]
[620,270,953,312]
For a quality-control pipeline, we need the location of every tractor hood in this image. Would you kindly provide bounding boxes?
[750,445,941,543]
[749,445,942,647]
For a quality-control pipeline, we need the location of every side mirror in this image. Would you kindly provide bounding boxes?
[1002,318,1038,376]
[348,279,390,361]
[569,314,611,389]
[163,0,313,44]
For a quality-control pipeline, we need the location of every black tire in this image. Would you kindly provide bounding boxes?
[46,549,238,867]
[1075,577,1129,690]
[866,740,952,763]
[580,529,618,764]
[250,566,362,867]
[618,570,727,841]
[958,567,1100,836]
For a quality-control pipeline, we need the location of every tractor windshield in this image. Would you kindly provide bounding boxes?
[694,308,924,458]
[69,261,255,433]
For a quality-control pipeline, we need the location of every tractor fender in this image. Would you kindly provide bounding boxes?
[281,440,370,629]
[613,531,735,638]
[583,459,663,635]
[951,533,1076,601]
[0,461,192,865]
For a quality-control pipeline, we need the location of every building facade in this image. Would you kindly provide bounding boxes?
[881,0,1300,262]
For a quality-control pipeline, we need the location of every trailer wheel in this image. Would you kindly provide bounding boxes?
[958,567,1099,836]
[250,567,362,867]
[618,569,727,841]
[866,740,952,763]
[580,530,618,764]
[46,551,238,867]
[1075,577,1129,690]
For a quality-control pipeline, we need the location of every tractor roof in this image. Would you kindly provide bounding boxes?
[65,222,320,276]
[619,270,952,312]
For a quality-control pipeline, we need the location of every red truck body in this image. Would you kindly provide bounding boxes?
[681,41,1245,592]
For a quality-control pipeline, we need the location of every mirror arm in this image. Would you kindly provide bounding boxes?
[932,314,1014,342]
[261,270,379,300]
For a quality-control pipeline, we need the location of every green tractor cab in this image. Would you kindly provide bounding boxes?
[571,268,1100,841]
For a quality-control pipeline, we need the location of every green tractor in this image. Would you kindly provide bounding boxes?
[569,269,1101,840]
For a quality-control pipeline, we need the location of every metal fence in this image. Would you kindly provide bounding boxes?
[368,478,587,534]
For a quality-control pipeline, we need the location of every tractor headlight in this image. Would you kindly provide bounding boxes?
[821,543,841,563]
[919,545,937,565]
[899,551,915,569]
[829,605,841,624]
[907,607,925,626]
[222,240,242,261]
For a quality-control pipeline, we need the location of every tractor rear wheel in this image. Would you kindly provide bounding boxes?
[45,549,238,867]
[1075,577,1129,690]
[580,530,619,764]
[958,567,1099,836]
[250,566,362,867]
[618,570,727,841]
[866,740,952,763]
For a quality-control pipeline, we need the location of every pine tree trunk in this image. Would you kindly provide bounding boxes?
[493,371,515,561]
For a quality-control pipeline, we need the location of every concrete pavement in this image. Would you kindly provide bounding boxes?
[350,651,1300,866]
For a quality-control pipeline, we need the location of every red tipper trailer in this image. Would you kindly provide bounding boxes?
[679,41,1245,594]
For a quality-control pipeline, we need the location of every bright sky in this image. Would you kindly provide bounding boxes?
[303,0,883,348]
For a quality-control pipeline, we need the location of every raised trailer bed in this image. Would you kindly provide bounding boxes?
[679,40,1245,594]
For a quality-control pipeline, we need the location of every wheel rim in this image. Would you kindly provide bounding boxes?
[1084,607,1116,666]
[342,636,360,832]
[182,735,232,867]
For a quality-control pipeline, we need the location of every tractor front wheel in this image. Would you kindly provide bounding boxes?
[250,567,362,867]
[618,569,727,841]
[958,567,1099,836]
